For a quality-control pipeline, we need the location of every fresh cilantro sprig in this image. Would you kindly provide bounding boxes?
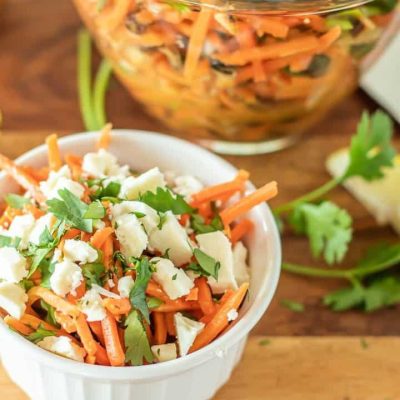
[187,248,220,280]
[190,214,224,234]
[5,194,30,209]
[124,310,154,366]
[27,324,56,343]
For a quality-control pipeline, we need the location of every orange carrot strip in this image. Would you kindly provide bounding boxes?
[102,235,114,269]
[186,287,199,302]
[20,314,57,332]
[24,204,45,219]
[89,321,105,346]
[67,280,86,303]
[95,342,111,366]
[65,154,83,180]
[60,228,81,241]
[155,299,200,313]
[184,8,212,81]
[220,181,278,226]
[103,298,132,315]
[252,16,289,38]
[4,316,34,336]
[28,287,80,318]
[97,123,112,150]
[165,313,176,336]
[319,26,342,51]
[153,312,167,345]
[196,277,215,315]
[231,219,254,244]
[146,281,170,302]
[54,311,77,333]
[90,227,114,249]
[190,283,249,352]
[45,134,63,171]
[252,60,267,83]
[101,311,125,366]
[76,314,98,357]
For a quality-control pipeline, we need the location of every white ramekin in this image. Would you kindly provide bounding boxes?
[0,130,281,400]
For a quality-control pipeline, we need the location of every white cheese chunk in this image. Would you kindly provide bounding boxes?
[196,231,238,294]
[28,214,54,246]
[0,282,27,319]
[173,175,203,200]
[149,211,192,266]
[120,167,166,200]
[0,247,28,283]
[117,275,135,298]
[40,165,85,200]
[227,308,239,322]
[174,312,204,357]
[78,288,106,322]
[63,240,98,265]
[232,241,250,286]
[50,259,83,297]
[151,257,194,300]
[37,336,86,362]
[111,201,159,234]
[151,343,178,363]
[114,213,148,258]
[82,149,128,179]
[8,214,35,250]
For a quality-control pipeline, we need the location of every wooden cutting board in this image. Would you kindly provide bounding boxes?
[2,336,399,400]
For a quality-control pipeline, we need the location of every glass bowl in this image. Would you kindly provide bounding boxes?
[73,0,400,154]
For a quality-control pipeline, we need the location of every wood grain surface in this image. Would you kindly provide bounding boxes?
[1,336,400,400]
[0,0,399,341]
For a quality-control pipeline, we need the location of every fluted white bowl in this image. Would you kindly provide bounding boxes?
[0,130,281,400]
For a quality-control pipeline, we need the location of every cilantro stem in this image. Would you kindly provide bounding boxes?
[274,178,341,215]
[93,59,113,128]
[78,29,97,131]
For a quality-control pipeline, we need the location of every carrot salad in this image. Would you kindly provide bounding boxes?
[0,128,277,366]
[73,0,397,141]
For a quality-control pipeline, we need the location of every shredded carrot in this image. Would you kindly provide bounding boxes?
[102,235,114,269]
[45,134,63,171]
[186,287,199,302]
[146,281,170,302]
[60,228,81,242]
[4,316,34,336]
[190,283,249,352]
[252,60,267,83]
[89,321,105,346]
[220,181,278,226]
[97,123,113,150]
[54,311,77,333]
[20,314,57,332]
[155,299,200,313]
[231,219,253,244]
[101,311,125,366]
[196,278,215,315]
[165,313,176,336]
[95,342,111,366]
[103,298,131,315]
[65,154,83,180]
[153,312,167,345]
[319,26,342,51]
[90,227,114,249]
[76,314,98,357]
[24,204,45,219]
[67,280,86,303]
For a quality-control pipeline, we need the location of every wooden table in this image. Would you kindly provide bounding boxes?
[0,0,399,398]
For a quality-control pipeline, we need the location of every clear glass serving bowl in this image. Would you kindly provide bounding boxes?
[73,0,400,154]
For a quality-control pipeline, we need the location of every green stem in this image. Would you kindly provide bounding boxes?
[93,59,113,128]
[274,178,341,215]
[78,29,97,131]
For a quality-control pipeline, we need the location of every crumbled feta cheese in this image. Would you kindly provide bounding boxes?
[40,165,85,200]
[78,288,106,322]
[92,284,121,299]
[108,279,115,288]
[120,167,166,200]
[63,240,98,265]
[37,336,86,362]
[114,213,148,258]
[196,231,238,294]
[149,212,192,266]
[151,257,194,300]
[82,149,128,178]
[0,282,27,319]
[28,214,54,246]
[174,313,205,356]
[50,259,83,297]
[111,201,159,234]
[118,275,135,298]
[173,175,203,201]
[227,308,238,322]
[0,247,28,283]
[8,214,35,249]
[232,241,250,286]
[151,343,178,363]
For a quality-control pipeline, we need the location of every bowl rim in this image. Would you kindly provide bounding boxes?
[0,129,281,381]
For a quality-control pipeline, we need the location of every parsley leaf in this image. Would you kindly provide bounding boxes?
[187,248,220,280]
[140,187,194,215]
[0,235,21,249]
[280,299,305,313]
[82,263,105,287]
[124,310,154,366]
[289,201,353,264]
[5,194,29,209]
[83,200,106,219]
[47,188,92,232]
[191,214,223,234]
[129,258,152,323]
[323,284,365,311]
[40,300,60,327]
[147,297,164,309]
[27,324,56,343]
[342,110,396,181]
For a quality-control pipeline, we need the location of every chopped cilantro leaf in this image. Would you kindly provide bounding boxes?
[83,200,106,219]
[5,194,29,209]
[82,263,105,287]
[27,324,56,343]
[147,297,164,309]
[280,299,305,313]
[191,214,223,234]
[187,248,220,280]
[0,235,21,249]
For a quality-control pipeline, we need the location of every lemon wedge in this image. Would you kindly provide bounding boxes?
[326,149,400,234]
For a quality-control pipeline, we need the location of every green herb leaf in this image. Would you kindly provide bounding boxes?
[191,214,224,234]
[47,188,92,232]
[39,259,55,289]
[5,194,30,209]
[124,310,154,366]
[0,235,21,249]
[83,200,106,219]
[140,187,194,215]
[342,110,396,181]
[129,258,152,323]
[82,263,105,287]
[147,297,164,309]
[323,284,365,311]
[40,300,60,327]
[27,324,56,343]
[280,299,305,313]
[289,201,353,264]
[187,248,220,280]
